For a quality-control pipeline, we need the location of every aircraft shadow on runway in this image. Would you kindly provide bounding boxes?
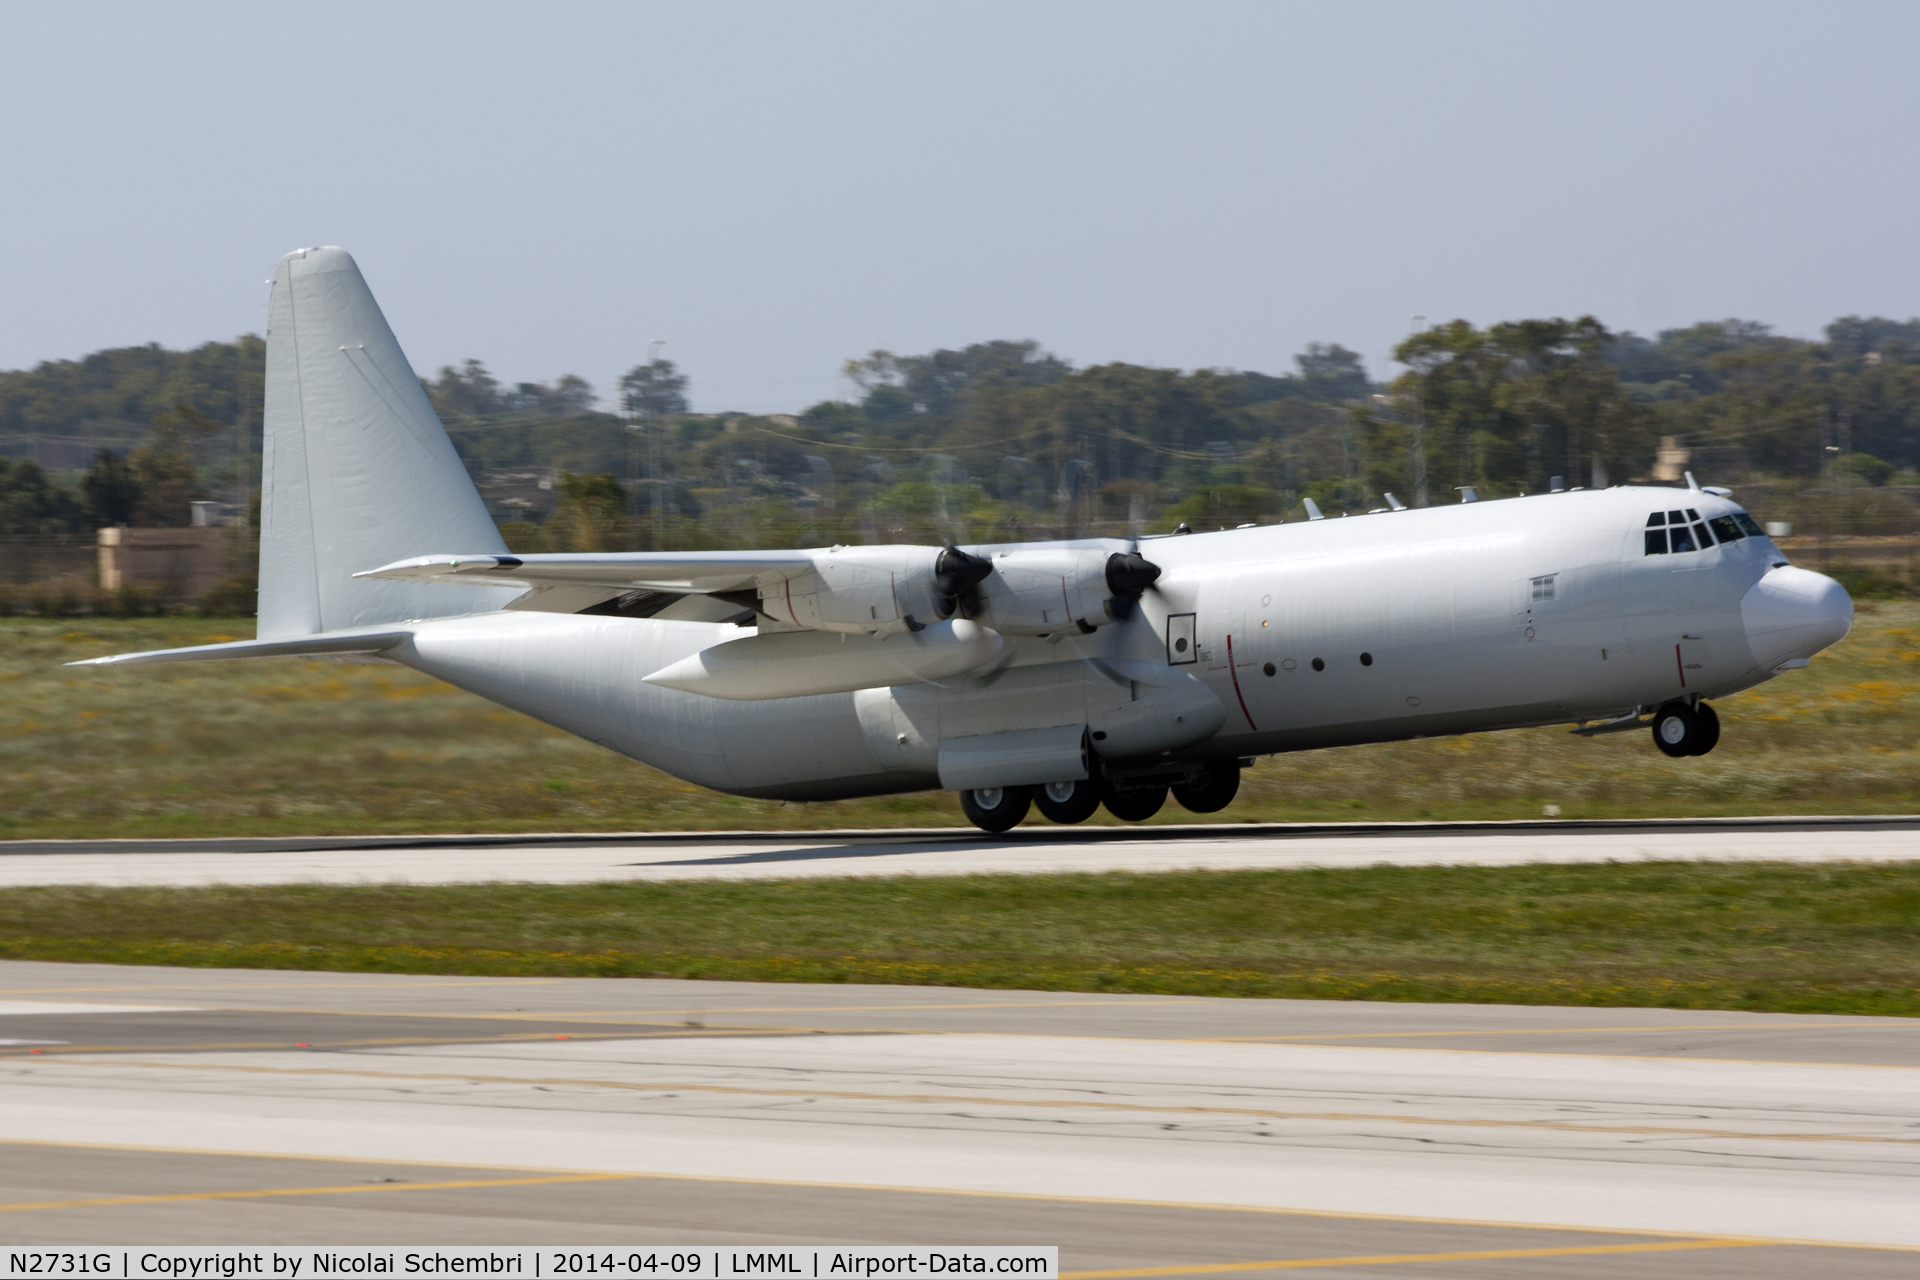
[635,839,1037,867]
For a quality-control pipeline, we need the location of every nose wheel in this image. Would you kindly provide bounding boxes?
[1652,701,1720,757]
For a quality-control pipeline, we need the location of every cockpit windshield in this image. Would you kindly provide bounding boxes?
[1644,507,1767,556]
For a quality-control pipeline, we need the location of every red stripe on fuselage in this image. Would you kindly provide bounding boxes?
[1226,634,1257,731]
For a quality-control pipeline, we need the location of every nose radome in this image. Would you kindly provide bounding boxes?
[1741,566,1853,671]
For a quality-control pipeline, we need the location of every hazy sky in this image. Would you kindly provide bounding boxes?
[4,2,1917,413]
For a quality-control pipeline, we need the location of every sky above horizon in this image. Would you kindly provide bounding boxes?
[3,1,1917,413]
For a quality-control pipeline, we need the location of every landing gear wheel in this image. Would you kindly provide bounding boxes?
[1688,702,1720,756]
[960,785,1032,832]
[1651,703,1703,758]
[1172,761,1241,814]
[1035,779,1102,824]
[1102,784,1167,822]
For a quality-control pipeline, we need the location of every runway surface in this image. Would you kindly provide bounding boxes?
[2,961,1917,1276]
[1,815,1915,886]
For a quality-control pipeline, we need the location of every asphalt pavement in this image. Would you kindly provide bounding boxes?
[2,961,1917,1276]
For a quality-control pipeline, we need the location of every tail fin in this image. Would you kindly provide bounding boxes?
[258,246,519,637]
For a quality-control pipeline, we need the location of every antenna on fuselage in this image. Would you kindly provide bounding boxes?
[1685,470,1704,493]
[1454,486,1479,503]
[1303,498,1325,520]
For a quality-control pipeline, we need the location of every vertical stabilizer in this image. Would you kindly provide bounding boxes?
[258,246,518,637]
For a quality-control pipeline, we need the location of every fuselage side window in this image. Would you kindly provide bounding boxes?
[1667,509,1686,524]
[1709,514,1744,543]
[1669,523,1698,553]
[1645,527,1668,555]
[1647,512,1667,527]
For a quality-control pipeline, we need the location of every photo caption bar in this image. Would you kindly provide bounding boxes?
[2,1248,1057,1280]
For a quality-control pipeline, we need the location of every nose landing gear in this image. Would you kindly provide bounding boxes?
[1652,701,1720,757]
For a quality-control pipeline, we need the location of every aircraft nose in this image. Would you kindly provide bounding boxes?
[1741,566,1853,671]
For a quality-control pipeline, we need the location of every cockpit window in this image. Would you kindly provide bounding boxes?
[1733,512,1766,538]
[1645,507,1716,555]
[1709,514,1745,543]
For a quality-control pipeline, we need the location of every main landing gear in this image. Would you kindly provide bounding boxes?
[1651,700,1720,758]
[960,759,1246,832]
[959,785,1032,833]
[1035,778,1102,824]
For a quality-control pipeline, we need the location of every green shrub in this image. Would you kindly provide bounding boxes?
[1825,561,1916,599]
[197,576,257,617]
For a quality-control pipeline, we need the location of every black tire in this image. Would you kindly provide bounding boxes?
[960,785,1032,832]
[1035,778,1102,824]
[1103,784,1167,822]
[1172,761,1241,814]
[1688,701,1720,756]
[1651,702,1701,758]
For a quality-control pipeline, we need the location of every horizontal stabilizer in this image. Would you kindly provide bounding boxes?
[67,626,413,668]
[358,551,816,595]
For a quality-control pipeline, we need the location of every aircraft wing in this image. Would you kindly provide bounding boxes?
[355,551,817,595]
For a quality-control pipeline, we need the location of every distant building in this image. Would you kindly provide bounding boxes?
[98,526,229,598]
[1651,436,1691,482]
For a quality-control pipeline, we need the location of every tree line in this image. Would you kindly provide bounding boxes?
[3,316,1917,549]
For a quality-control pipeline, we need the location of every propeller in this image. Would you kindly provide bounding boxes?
[1103,550,1161,620]
[934,546,994,620]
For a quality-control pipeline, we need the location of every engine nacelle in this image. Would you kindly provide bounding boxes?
[974,549,1109,635]
[756,545,947,636]
[749,544,1161,640]
[976,548,1160,635]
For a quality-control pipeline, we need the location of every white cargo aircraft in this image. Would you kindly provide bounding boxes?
[76,248,1856,831]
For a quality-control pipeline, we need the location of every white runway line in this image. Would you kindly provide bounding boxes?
[4,1032,1916,1249]
[0,826,1915,887]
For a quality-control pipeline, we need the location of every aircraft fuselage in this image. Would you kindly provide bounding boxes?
[387,484,1848,801]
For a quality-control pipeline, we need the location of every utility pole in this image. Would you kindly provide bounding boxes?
[648,339,666,551]
[235,372,250,525]
[1408,316,1429,507]
[625,338,667,550]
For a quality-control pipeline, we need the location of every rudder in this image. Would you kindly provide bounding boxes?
[258,246,519,637]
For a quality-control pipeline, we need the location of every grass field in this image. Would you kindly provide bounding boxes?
[3,861,1917,1015]
[1,603,1915,839]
